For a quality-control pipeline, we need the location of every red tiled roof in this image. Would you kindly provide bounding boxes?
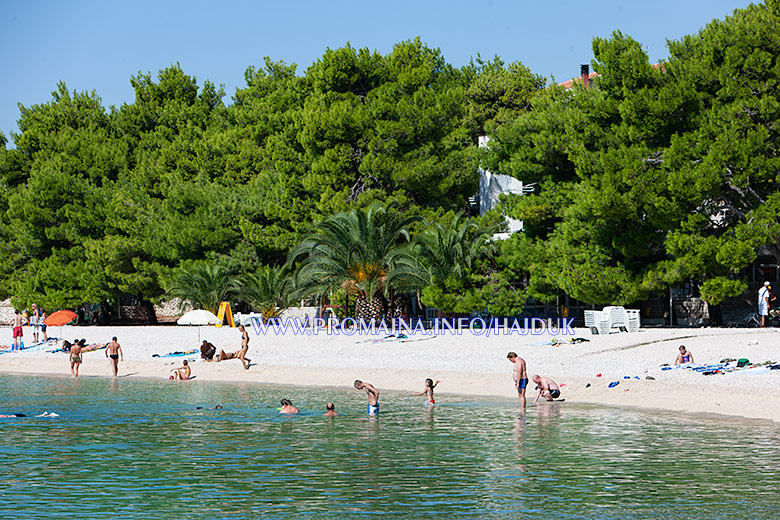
[556,72,599,89]
[556,63,664,89]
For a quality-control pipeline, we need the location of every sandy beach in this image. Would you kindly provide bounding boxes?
[1,324,778,423]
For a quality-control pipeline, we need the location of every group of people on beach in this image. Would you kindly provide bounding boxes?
[11,305,49,350]
[199,324,251,369]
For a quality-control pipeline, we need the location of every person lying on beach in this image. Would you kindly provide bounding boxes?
[507,352,528,408]
[675,345,694,365]
[279,398,299,414]
[70,340,83,377]
[216,325,251,369]
[354,380,380,415]
[105,337,123,377]
[323,402,339,417]
[532,374,561,402]
[200,340,216,361]
[412,378,439,405]
[170,360,191,380]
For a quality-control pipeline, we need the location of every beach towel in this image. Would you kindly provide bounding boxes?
[153,349,198,358]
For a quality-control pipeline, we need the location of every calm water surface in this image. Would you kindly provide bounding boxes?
[0,374,778,519]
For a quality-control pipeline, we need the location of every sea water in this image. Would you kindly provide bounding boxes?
[0,374,778,519]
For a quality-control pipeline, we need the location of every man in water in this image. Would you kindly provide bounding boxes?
[105,337,123,377]
[532,374,561,402]
[12,310,23,350]
[354,380,379,415]
[507,352,528,409]
[279,398,299,414]
[70,340,83,377]
[323,402,339,417]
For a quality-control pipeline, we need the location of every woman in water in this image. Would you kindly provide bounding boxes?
[412,378,439,405]
[675,345,694,365]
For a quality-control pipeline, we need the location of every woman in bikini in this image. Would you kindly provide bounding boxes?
[412,378,439,406]
[70,341,83,377]
[170,360,191,380]
[216,325,251,370]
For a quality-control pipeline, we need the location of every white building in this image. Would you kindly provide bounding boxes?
[477,136,530,239]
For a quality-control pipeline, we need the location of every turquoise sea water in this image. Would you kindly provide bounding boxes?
[0,374,778,519]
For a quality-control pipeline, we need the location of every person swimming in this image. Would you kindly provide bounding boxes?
[412,378,439,405]
[279,398,299,414]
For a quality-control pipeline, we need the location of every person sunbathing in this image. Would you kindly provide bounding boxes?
[170,360,191,380]
[215,325,251,369]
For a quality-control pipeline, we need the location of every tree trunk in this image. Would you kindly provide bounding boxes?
[140,298,158,325]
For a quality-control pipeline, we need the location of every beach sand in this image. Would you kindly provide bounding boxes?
[1,324,778,422]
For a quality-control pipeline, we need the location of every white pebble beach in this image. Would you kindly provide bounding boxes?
[2,325,778,423]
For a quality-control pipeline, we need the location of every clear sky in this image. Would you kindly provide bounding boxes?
[0,0,754,141]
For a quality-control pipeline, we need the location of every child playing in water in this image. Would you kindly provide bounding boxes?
[412,378,439,405]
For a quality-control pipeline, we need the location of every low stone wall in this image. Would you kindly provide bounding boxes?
[0,299,15,325]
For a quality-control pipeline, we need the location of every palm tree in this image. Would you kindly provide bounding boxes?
[287,204,421,319]
[409,214,498,283]
[240,265,291,320]
[167,260,240,315]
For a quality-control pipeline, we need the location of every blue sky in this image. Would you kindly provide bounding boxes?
[0,0,754,141]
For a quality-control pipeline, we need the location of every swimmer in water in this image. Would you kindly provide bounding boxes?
[279,398,299,414]
[412,378,439,405]
[323,402,339,417]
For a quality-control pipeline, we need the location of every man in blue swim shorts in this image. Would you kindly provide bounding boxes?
[507,352,528,409]
[354,380,379,415]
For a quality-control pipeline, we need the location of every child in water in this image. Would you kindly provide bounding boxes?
[412,378,439,405]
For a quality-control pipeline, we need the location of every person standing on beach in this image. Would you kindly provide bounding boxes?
[507,352,528,409]
[105,337,123,377]
[215,324,251,370]
[532,374,561,402]
[40,309,48,342]
[354,380,380,415]
[30,304,40,343]
[12,310,23,351]
[758,282,771,327]
[70,340,83,377]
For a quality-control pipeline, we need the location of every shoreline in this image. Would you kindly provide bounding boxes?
[1,325,779,423]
